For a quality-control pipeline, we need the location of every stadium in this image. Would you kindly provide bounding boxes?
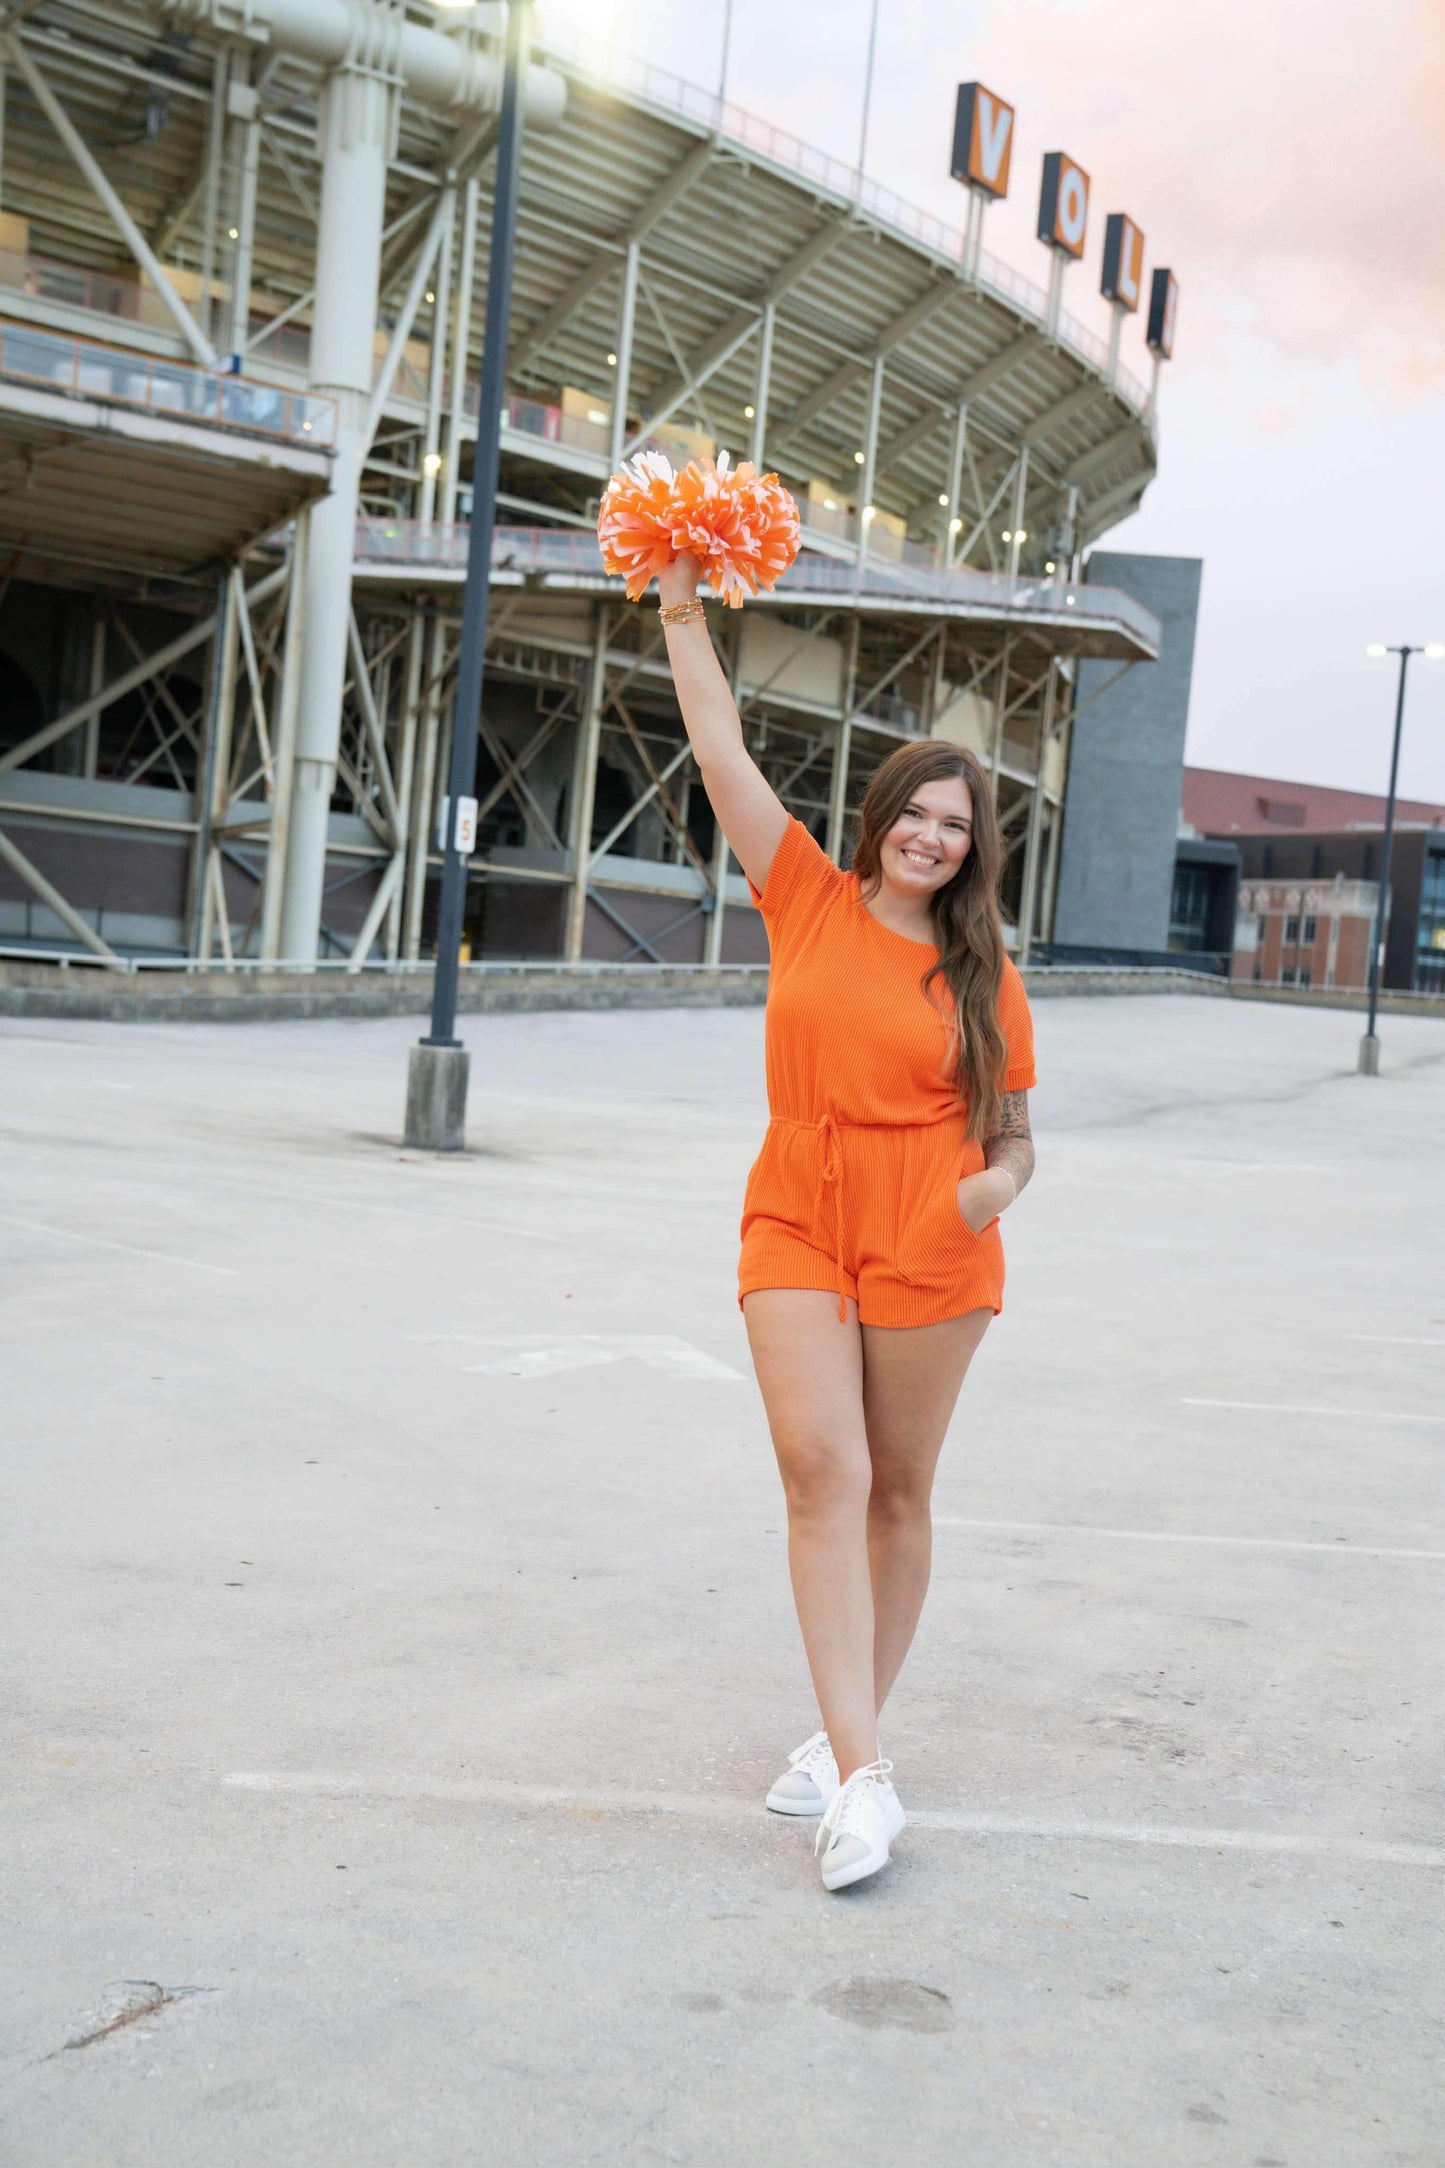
[0,0,1166,974]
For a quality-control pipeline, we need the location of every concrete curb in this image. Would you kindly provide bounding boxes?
[1,958,1440,1024]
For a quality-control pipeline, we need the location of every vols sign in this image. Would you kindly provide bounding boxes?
[1037,152,1090,258]
[1147,267,1179,356]
[1101,213,1145,310]
[950,82,1015,199]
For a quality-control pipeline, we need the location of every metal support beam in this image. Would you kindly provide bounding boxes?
[943,401,967,567]
[1016,659,1057,963]
[637,215,849,432]
[771,273,954,450]
[227,67,262,364]
[442,177,479,524]
[621,313,760,462]
[4,31,217,368]
[417,191,455,523]
[750,300,775,469]
[609,238,641,471]
[0,824,121,964]
[260,515,307,960]
[363,188,454,453]
[0,568,287,783]
[826,619,861,863]
[564,609,610,961]
[514,139,714,370]
[192,569,239,961]
[856,355,884,566]
[1008,444,1030,576]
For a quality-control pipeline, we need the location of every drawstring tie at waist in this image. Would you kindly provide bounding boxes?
[774,1112,849,1321]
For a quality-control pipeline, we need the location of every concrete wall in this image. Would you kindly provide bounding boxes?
[1053,552,1203,951]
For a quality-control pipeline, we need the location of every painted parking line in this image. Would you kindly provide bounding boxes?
[1347,1334,1445,1350]
[932,1516,1445,1562]
[221,1772,1445,1870]
[0,1213,236,1275]
[1181,1397,1445,1425]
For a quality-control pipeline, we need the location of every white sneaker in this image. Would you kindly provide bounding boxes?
[765,1729,839,1817]
[815,1759,905,1891]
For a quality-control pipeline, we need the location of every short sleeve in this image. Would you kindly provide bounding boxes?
[998,957,1037,1091]
[746,817,846,954]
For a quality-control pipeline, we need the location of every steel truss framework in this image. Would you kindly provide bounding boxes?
[0,1,1161,970]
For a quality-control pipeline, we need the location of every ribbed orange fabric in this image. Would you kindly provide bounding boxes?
[738,818,1036,1327]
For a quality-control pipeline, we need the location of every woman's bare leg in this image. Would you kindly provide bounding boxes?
[743,1289,879,1782]
[862,1308,992,1714]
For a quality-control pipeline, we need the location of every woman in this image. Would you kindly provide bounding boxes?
[658,553,1037,1892]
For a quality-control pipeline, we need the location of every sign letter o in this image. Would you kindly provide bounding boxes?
[1058,167,1087,249]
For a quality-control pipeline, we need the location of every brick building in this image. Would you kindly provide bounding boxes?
[1232,874,1377,989]
[1178,769,1445,994]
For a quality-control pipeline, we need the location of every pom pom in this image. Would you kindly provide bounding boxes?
[597,449,800,608]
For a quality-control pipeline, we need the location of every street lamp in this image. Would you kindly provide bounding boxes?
[403,0,533,1150]
[1357,641,1444,1075]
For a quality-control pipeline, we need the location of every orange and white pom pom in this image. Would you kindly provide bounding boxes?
[597,449,800,608]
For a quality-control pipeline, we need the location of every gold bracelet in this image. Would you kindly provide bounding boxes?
[658,597,705,626]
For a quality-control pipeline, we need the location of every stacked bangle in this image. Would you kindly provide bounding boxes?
[658,597,705,626]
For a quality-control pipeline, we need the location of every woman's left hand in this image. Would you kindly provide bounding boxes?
[956,1168,1015,1234]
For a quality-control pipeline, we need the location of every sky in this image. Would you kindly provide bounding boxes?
[536,0,1445,802]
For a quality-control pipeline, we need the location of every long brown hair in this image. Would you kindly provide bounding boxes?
[852,740,1008,1140]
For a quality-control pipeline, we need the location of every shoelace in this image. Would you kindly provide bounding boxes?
[815,1758,893,1856]
[787,1731,833,1776]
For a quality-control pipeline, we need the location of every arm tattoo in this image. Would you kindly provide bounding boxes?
[984,1090,1035,1198]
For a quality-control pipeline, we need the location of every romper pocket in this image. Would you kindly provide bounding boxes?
[898,1149,978,1286]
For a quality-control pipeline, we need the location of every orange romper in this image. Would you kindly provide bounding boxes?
[738,818,1037,1329]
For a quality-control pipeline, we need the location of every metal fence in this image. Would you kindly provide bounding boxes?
[354,520,1163,651]
[0,320,337,447]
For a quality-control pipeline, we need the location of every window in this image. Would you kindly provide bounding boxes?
[1169,862,1212,953]
[1310,844,1323,877]
[1298,966,1312,989]
[1284,915,1300,943]
[1281,964,1296,985]
[1414,850,1445,993]
[1302,915,1317,944]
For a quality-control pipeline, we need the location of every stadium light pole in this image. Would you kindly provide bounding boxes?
[1357,640,1443,1076]
[404,0,533,1151]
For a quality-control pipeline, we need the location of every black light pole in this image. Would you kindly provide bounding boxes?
[1358,641,1441,1074]
[405,0,532,1150]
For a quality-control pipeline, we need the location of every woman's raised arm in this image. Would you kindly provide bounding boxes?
[656,553,788,893]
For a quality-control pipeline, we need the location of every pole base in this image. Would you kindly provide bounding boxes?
[1357,1033,1381,1076]
[404,1041,470,1151]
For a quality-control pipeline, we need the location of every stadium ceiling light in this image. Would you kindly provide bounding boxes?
[861,504,876,522]
[228,226,239,239]
[1425,645,1445,660]
[606,351,617,366]
[1045,559,1056,572]
[744,404,755,418]
[423,451,443,477]
[948,516,962,533]
[853,451,865,465]
[937,493,948,506]
[1365,644,1387,657]
[1002,529,1012,542]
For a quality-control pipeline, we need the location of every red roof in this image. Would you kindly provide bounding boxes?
[1182,766,1445,837]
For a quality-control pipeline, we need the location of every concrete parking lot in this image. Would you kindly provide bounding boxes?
[3,991,1444,2165]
